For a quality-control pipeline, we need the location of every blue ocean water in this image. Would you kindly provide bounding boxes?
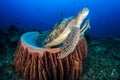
[0,0,120,37]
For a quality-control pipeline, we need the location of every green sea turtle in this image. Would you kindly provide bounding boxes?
[42,8,90,59]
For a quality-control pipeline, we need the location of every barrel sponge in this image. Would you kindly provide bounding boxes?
[14,32,87,80]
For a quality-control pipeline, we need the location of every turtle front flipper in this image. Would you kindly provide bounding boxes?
[57,26,80,59]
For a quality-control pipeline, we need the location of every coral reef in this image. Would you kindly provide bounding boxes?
[14,32,87,80]
[0,26,120,80]
[81,38,120,80]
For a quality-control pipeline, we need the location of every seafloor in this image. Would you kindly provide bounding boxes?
[0,26,120,80]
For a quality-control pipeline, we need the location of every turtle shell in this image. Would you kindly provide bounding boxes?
[42,16,75,46]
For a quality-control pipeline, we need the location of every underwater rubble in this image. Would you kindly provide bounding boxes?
[0,26,120,80]
[81,37,120,80]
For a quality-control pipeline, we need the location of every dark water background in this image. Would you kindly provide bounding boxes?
[0,0,120,37]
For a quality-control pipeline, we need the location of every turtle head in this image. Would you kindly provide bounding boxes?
[79,8,89,19]
[75,8,89,28]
